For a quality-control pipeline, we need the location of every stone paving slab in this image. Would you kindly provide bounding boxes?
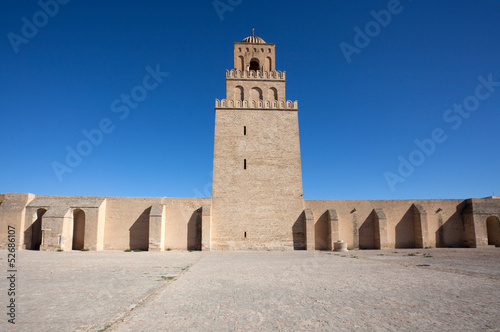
[0,250,202,332]
[111,249,500,332]
[1,248,499,331]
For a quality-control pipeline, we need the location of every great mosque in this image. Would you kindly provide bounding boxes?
[1,32,499,251]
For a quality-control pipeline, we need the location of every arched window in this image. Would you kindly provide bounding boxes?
[249,58,260,71]
[266,57,272,71]
[269,87,278,101]
[250,87,263,101]
[238,56,244,71]
[234,86,244,101]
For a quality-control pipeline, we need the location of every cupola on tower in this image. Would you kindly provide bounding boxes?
[211,30,305,250]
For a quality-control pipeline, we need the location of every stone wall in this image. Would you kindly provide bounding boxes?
[0,193,499,251]
[102,197,210,250]
[0,194,210,251]
[304,198,500,250]
[211,108,304,250]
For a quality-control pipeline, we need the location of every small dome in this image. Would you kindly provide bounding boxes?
[241,35,266,44]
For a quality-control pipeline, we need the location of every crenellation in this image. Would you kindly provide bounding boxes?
[226,69,286,80]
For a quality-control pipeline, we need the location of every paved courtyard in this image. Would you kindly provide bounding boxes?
[1,248,499,331]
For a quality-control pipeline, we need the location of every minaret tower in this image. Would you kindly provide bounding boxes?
[211,30,304,250]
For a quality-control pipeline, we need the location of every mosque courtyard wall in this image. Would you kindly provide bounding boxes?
[1,193,499,251]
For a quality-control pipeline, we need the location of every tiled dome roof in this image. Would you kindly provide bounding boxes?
[242,28,265,44]
[241,35,266,44]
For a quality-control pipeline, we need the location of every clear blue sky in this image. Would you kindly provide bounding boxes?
[1,0,499,200]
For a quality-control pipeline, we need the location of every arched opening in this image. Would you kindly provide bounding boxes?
[395,207,415,248]
[238,56,244,71]
[234,86,244,101]
[266,57,272,71]
[30,208,46,250]
[129,207,150,251]
[249,58,260,71]
[187,210,202,251]
[486,216,500,246]
[72,209,85,250]
[359,211,376,249]
[292,212,306,250]
[315,211,330,250]
[268,87,278,101]
[250,87,263,101]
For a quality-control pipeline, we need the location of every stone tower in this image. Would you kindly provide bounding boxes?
[211,31,305,250]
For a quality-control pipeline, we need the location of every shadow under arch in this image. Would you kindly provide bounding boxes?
[72,209,85,250]
[187,209,202,251]
[129,207,151,251]
[359,211,376,249]
[292,211,306,250]
[249,58,260,71]
[436,205,464,248]
[25,208,47,250]
[486,216,500,246]
[395,207,415,248]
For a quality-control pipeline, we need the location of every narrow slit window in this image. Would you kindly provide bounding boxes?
[244,126,246,135]
[244,232,247,238]
[244,159,247,169]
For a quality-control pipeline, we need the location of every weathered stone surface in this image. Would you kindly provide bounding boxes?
[4,249,498,331]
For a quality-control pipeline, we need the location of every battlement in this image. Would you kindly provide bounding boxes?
[215,99,298,110]
[226,69,286,80]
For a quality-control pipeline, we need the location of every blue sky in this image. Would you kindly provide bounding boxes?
[1,0,499,200]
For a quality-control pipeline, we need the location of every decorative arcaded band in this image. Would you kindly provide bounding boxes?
[215,99,298,110]
[226,69,286,80]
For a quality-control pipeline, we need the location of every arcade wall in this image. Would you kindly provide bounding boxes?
[0,193,498,251]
